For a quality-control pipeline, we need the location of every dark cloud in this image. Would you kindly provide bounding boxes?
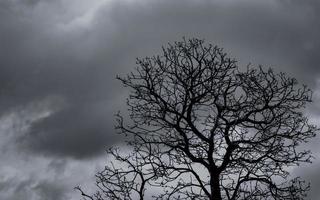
[20,102,118,158]
[90,0,320,84]
[0,0,127,158]
[0,0,320,199]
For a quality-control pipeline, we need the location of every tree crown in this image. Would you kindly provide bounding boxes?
[78,38,317,200]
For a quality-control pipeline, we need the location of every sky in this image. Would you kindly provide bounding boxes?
[0,0,319,199]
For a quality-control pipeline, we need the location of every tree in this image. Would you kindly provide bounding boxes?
[77,38,317,200]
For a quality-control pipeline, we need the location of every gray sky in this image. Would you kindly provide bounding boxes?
[0,0,319,199]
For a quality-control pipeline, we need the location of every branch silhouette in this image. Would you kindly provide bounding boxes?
[77,38,317,200]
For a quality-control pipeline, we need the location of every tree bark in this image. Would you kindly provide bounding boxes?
[210,173,222,200]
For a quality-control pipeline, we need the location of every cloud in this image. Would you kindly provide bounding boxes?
[0,156,104,200]
[0,0,320,199]
[20,101,118,158]
[0,0,127,159]
[0,178,68,200]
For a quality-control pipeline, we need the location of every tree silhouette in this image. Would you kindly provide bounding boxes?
[77,38,317,200]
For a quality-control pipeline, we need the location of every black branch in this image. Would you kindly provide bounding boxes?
[77,38,317,200]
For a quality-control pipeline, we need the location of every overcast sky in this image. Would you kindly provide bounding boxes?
[0,0,320,199]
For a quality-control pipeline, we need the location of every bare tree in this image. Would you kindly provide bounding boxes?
[77,38,317,200]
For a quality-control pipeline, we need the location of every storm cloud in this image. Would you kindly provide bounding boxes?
[0,0,320,199]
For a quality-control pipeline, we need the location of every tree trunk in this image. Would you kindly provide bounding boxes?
[210,173,222,200]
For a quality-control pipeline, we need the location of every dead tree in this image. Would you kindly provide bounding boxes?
[77,38,317,200]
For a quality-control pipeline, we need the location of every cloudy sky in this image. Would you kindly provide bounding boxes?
[0,0,319,199]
